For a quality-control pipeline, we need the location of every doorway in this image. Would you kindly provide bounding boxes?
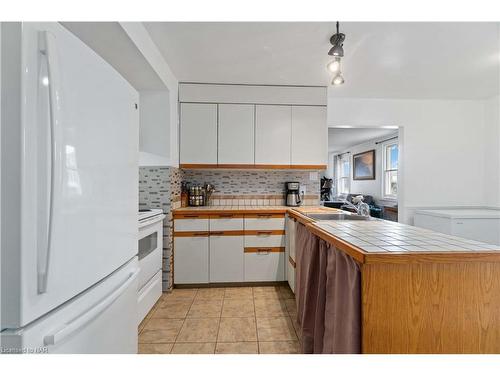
[321,126,401,222]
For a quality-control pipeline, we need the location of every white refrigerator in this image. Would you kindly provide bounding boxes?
[1,22,139,353]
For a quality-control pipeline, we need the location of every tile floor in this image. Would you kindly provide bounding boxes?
[138,285,300,354]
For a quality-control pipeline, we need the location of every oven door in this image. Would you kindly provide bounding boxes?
[138,217,164,290]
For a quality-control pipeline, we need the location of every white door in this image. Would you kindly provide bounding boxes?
[5,22,138,328]
[210,235,244,282]
[180,103,217,164]
[218,104,255,165]
[174,236,209,284]
[291,106,327,165]
[255,105,291,165]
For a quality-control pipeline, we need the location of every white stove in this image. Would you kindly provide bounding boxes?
[138,208,164,228]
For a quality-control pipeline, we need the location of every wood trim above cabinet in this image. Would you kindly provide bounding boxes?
[209,230,245,236]
[244,230,285,236]
[244,213,285,219]
[180,163,327,170]
[173,231,209,237]
[244,247,285,253]
[173,213,210,219]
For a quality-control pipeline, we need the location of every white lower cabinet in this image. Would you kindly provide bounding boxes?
[174,236,209,284]
[287,260,295,293]
[210,235,244,282]
[244,250,285,281]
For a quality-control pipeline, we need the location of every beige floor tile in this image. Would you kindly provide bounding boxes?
[153,300,192,319]
[195,288,225,300]
[224,287,253,299]
[256,317,298,341]
[171,342,216,354]
[254,298,288,317]
[187,299,223,318]
[253,286,282,299]
[139,319,184,343]
[279,286,295,300]
[176,318,220,342]
[221,299,255,317]
[259,341,300,354]
[283,298,297,316]
[138,343,173,354]
[165,288,198,300]
[217,317,257,342]
[215,342,258,354]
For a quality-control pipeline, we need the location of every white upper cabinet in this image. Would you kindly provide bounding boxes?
[180,103,217,164]
[218,104,255,164]
[255,105,291,165]
[291,106,327,165]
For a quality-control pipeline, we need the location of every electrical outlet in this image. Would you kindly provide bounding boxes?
[300,185,307,195]
[309,172,318,181]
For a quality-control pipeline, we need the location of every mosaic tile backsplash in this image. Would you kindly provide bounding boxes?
[139,166,182,291]
[182,169,321,205]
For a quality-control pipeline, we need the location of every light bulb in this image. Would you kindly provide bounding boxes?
[331,73,344,86]
[327,58,341,73]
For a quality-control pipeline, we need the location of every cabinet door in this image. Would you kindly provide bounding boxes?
[180,103,217,164]
[291,106,327,165]
[255,105,291,165]
[218,104,254,164]
[174,236,209,284]
[244,250,285,281]
[210,235,244,282]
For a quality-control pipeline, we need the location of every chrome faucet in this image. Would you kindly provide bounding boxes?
[340,195,371,217]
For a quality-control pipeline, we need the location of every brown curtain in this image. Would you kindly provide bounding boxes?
[295,223,361,354]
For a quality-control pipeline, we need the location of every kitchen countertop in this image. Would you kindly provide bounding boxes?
[287,209,500,264]
[173,205,500,263]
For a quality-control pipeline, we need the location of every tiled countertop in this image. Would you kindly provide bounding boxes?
[313,219,500,253]
[173,205,338,215]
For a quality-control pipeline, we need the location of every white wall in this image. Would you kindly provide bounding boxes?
[139,90,171,166]
[328,96,491,223]
[120,22,179,167]
[484,95,500,208]
[334,134,397,204]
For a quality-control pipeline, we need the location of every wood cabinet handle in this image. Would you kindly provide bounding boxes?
[257,214,272,218]
[256,231,273,235]
[210,231,224,236]
[192,232,207,236]
[257,248,271,255]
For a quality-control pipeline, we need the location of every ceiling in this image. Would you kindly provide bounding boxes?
[144,22,499,99]
[329,128,398,153]
[62,22,166,90]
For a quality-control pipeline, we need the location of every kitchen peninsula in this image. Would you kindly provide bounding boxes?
[288,209,500,354]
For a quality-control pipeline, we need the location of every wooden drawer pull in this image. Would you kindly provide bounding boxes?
[256,231,273,235]
[183,215,200,218]
[257,214,272,218]
[210,232,224,236]
[193,232,207,236]
[257,249,271,255]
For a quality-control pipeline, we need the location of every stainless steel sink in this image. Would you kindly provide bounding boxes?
[305,213,374,221]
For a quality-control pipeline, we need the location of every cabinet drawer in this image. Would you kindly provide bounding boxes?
[244,216,285,230]
[174,218,209,232]
[174,236,209,284]
[244,250,285,282]
[245,234,285,247]
[210,217,244,231]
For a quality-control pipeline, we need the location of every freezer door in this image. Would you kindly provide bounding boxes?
[3,22,139,328]
[1,258,139,354]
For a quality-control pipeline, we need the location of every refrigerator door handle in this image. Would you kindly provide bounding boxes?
[43,268,139,346]
[37,31,59,294]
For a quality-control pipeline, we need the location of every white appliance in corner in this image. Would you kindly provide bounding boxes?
[138,209,165,324]
[1,22,139,353]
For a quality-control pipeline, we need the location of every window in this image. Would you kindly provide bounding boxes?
[383,141,398,199]
[336,154,350,195]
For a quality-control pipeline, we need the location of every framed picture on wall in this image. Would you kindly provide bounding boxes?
[353,150,376,180]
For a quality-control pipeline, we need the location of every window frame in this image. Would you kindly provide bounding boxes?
[336,154,351,195]
[382,140,398,200]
